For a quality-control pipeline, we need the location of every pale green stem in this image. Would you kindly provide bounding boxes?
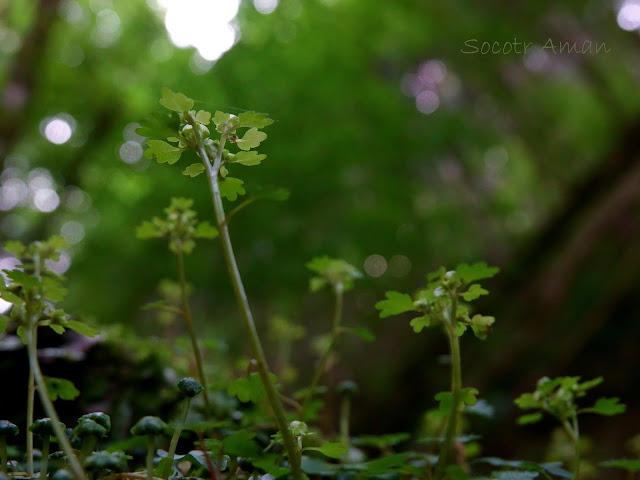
[162,398,191,479]
[25,326,87,480]
[560,415,580,480]
[339,395,351,447]
[435,297,461,480]
[41,437,50,479]
[175,247,211,416]
[195,137,302,480]
[145,437,155,480]
[27,328,36,476]
[302,285,343,416]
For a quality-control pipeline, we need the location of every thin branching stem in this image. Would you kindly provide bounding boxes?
[302,285,343,416]
[194,135,302,480]
[435,296,461,479]
[176,247,211,415]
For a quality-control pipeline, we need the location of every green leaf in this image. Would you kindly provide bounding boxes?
[222,430,262,458]
[16,326,27,344]
[195,222,218,239]
[409,315,431,333]
[0,315,8,333]
[577,377,603,391]
[517,412,543,425]
[228,372,272,403]
[159,88,194,113]
[461,387,479,406]
[233,151,267,166]
[219,177,246,201]
[3,241,25,256]
[514,393,540,410]
[0,289,24,305]
[50,324,65,335]
[237,111,274,129]
[136,111,180,139]
[375,292,415,318]
[66,320,100,338]
[468,314,495,340]
[351,326,375,342]
[44,376,80,401]
[462,284,489,301]
[146,140,182,164]
[352,433,410,449]
[136,220,162,239]
[252,457,291,478]
[236,128,267,151]
[589,397,626,416]
[600,459,640,472]
[42,277,68,302]
[5,270,40,289]
[182,163,205,177]
[309,276,327,292]
[195,110,211,125]
[307,442,348,459]
[361,453,410,474]
[455,262,499,283]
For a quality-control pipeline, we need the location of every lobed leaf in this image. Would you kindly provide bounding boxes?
[307,442,348,459]
[195,221,218,239]
[409,315,431,332]
[589,397,626,416]
[375,291,415,318]
[456,262,499,283]
[219,177,246,201]
[66,320,100,338]
[159,88,194,113]
[237,111,274,129]
[45,376,80,401]
[195,110,211,125]
[182,163,205,177]
[236,128,267,151]
[462,283,489,301]
[146,140,182,164]
[233,150,267,166]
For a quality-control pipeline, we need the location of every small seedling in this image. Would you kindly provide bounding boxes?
[130,416,169,480]
[515,376,626,479]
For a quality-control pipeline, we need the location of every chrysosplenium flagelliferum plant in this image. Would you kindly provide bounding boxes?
[0,88,636,480]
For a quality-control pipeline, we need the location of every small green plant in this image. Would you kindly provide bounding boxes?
[138,88,302,479]
[515,376,626,479]
[376,262,499,478]
[0,236,99,480]
[137,197,218,415]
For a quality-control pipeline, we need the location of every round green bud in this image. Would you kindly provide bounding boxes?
[29,418,60,438]
[0,420,19,437]
[79,412,111,434]
[73,418,107,439]
[336,380,359,396]
[177,377,204,398]
[130,416,168,437]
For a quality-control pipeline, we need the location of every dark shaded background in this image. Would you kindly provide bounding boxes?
[1,0,639,470]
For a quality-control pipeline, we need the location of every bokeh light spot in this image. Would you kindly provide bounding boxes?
[364,254,387,278]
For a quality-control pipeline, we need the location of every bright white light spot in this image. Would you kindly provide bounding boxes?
[29,175,53,191]
[93,8,121,47]
[364,254,387,278]
[189,52,216,75]
[254,0,278,14]
[46,251,71,274]
[416,90,439,114]
[389,255,412,278]
[44,118,73,144]
[0,179,29,210]
[58,0,88,24]
[33,188,60,212]
[163,0,239,61]
[61,220,85,244]
[119,141,143,164]
[617,1,640,30]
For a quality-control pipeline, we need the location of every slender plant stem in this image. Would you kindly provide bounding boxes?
[27,328,36,476]
[302,286,343,415]
[175,247,211,416]
[339,396,351,447]
[195,139,302,480]
[435,297,461,480]
[41,437,50,479]
[162,398,191,479]
[560,416,580,480]
[25,326,87,480]
[145,437,154,480]
[1,438,8,474]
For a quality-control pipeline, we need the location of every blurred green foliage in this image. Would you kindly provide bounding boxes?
[2,0,640,462]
